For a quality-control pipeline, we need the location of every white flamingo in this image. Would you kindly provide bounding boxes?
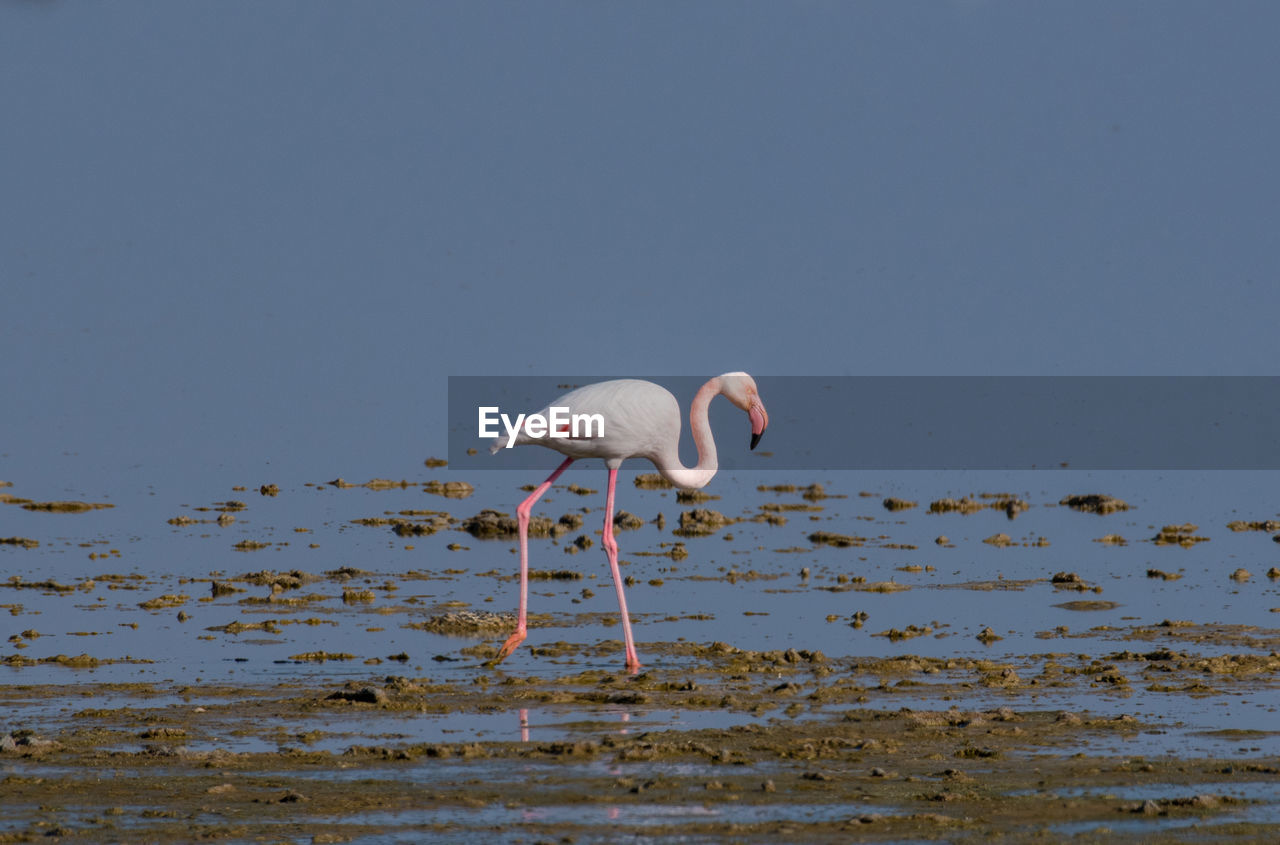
[489,373,769,672]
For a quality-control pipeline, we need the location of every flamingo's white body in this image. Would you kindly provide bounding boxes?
[490,373,769,672]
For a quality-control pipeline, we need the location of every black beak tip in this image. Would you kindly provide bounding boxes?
[750,431,762,451]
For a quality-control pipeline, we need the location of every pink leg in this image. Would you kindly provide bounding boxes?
[602,468,641,672]
[494,456,573,664]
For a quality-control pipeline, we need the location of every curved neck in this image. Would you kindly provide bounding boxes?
[656,376,721,490]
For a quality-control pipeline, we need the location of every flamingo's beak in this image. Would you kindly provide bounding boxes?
[748,401,768,450]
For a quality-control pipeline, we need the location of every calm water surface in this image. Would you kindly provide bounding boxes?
[3,463,1277,751]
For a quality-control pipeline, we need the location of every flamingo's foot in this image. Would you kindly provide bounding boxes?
[493,628,527,664]
[625,652,643,675]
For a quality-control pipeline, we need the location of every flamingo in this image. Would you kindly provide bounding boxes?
[488,373,769,672]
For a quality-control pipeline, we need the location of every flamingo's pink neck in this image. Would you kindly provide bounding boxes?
[656,376,720,490]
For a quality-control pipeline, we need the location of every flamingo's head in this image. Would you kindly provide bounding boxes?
[718,372,769,450]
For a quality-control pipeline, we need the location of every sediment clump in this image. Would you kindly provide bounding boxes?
[1152,524,1210,547]
[977,626,1003,644]
[929,497,985,515]
[233,540,271,551]
[138,594,189,610]
[613,510,645,530]
[461,509,566,539]
[529,570,583,581]
[673,509,736,537]
[240,570,316,590]
[326,685,389,704]
[0,732,62,757]
[987,495,1030,519]
[424,480,474,499]
[1060,494,1130,514]
[8,499,115,513]
[929,494,1027,518]
[1226,519,1280,532]
[808,531,866,548]
[408,611,513,635]
[210,581,245,597]
[1054,600,1121,611]
[1051,572,1090,591]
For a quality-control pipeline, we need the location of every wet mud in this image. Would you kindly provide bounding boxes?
[2,644,1278,843]
[1,478,1278,842]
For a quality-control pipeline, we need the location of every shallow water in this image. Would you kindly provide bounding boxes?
[4,472,1276,660]
[3,467,1279,839]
